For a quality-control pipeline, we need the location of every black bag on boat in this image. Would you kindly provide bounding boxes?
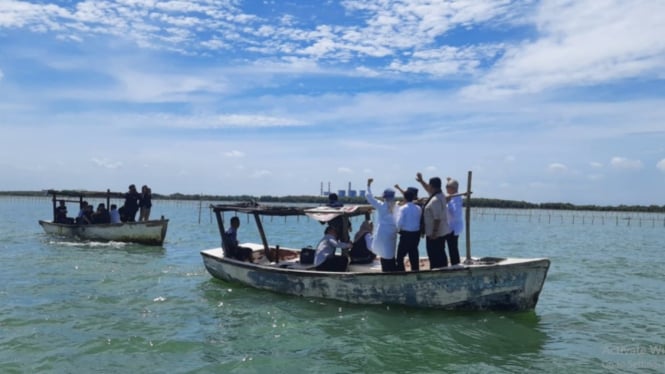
[300,247,315,264]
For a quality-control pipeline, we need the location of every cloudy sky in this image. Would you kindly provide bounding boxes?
[1,0,664,205]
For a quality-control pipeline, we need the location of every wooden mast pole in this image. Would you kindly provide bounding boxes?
[465,170,473,263]
[253,212,271,260]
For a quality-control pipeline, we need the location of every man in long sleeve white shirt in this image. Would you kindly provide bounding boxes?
[314,226,351,272]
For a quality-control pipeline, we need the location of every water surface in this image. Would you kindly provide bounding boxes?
[1,197,664,373]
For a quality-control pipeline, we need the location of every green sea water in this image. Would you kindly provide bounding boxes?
[1,196,664,373]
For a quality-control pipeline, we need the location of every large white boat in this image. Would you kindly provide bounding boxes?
[39,189,168,246]
[200,172,550,311]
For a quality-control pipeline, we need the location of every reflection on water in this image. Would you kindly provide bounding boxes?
[198,277,548,372]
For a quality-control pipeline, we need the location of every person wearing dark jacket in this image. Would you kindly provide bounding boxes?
[121,184,140,222]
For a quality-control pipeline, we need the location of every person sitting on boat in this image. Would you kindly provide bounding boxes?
[54,200,71,224]
[313,226,352,272]
[323,192,352,242]
[76,201,92,225]
[92,203,111,224]
[109,204,121,224]
[349,220,377,264]
[222,216,253,262]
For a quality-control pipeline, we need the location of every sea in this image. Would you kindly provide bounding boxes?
[1,196,664,373]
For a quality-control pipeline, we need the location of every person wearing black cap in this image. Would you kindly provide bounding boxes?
[416,173,451,269]
[395,187,422,271]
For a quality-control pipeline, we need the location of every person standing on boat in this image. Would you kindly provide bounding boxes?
[349,220,377,264]
[121,184,140,222]
[416,173,451,269]
[444,177,463,267]
[314,226,351,272]
[139,185,152,221]
[395,187,422,271]
[366,178,398,272]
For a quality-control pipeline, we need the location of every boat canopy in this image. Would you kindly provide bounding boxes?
[209,202,374,258]
[210,202,374,222]
[46,189,127,199]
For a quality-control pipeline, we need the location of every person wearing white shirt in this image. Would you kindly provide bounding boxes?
[395,187,422,271]
[365,178,398,272]
[314,226,352,272]
[444,177,464,266]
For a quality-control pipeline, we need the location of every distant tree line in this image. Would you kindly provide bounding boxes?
[2,191,663,213]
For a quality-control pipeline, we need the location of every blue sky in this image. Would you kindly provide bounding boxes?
[1,0,664,205]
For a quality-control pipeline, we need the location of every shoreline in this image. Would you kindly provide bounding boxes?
[1,191,663,213]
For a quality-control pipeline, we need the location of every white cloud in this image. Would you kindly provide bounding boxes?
[657,159,665,172]
[251,170,272,178]
[548,163,567,173]
[337,167,353,174]
[91,157,122,169]
[589,161,603,168]
[462,0,665,98]
[610,157,643,170]
[216,114,305,128]
[224,150,245,158]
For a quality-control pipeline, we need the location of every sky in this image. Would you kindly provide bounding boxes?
[0,0,664,206]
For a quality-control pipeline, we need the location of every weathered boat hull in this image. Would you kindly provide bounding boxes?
[39,219,169,246]
[201,247,550,311]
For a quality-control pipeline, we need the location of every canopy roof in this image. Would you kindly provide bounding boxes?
[210,202,374,222]
[46,189,126,199]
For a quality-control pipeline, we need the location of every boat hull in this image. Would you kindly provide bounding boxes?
[39,219,169,246]
[201,247,550,311]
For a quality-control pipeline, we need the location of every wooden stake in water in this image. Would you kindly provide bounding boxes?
[465,171,473,264]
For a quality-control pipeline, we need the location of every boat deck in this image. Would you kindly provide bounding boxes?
[201,243,542,273]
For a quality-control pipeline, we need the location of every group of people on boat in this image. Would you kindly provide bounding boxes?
[118,184,153,222]
[218,173,464,272]
[313,172,464,272]
[53,184,153,225]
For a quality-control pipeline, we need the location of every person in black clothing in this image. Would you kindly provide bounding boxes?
[139,185,152,222]
[92,203,111,224]
[54,200,70,223]
[349,220,377,264]
[121,184,140,222]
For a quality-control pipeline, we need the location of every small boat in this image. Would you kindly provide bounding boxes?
[39,189,168,246]
[200,172,550,311]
